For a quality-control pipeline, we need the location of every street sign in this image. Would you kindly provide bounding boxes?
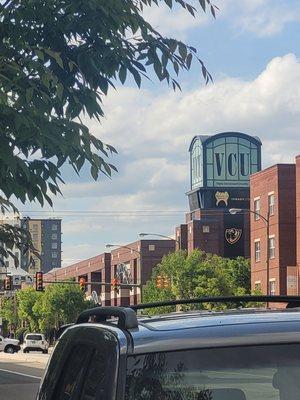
[13,275,22,286]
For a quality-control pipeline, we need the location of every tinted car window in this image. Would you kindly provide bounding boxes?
[81,348,116,400]
[54,344,92,400]
[126,344,300,400]
[26,334,43,340]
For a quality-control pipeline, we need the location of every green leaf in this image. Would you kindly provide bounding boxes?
[178,43,188,60]
[26,88,33,102]
[199,0,206,12]
[91,165,99,180]
[119,65,127,84]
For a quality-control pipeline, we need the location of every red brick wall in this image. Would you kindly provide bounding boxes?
[250,164,296,295]
[296,156,300,268]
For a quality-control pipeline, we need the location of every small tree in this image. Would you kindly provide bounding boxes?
[16,287,42,331]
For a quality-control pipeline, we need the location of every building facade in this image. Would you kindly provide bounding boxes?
[250,158,300,295]
[176,131,262,258]
[44,239,175,306]
[0,216,62,276]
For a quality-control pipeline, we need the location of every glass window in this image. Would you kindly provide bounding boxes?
[52,242,58,249]
[126,344,300,400]
[148,245,155,251]
[52,233,58,240]
[52,251,57,259]
[269,237,275,259]
[255,240,260,262]
[54,345,92,400]
[254,198,260,220]
[52,224,58,231]
[270,280,276,296]
[254,281,261,292]
[52,261,57,266]
[268,193,275,216]
[26,334,42,341]
[32,233,38,241]
[81,349,110,400]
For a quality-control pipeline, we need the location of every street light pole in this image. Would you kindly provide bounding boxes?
[105,244,142,302]
[229,208,270,297]
[139,232,180,250]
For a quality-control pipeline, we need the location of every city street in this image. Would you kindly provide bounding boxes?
[0,353,48,400]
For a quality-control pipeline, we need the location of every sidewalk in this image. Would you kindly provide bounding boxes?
[0,349,52,368]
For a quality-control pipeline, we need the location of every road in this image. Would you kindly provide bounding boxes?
[0,353,48,400]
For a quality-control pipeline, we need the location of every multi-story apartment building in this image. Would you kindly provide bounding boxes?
[21,218,62,274]
[0,215,62,275]
[250,160,299,295]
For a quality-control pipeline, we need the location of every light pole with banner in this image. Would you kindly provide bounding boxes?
[105,244,142,301]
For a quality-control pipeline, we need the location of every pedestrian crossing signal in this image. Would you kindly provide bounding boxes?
[35,272,44,291]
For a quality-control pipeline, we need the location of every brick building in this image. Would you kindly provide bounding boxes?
[176,131,261,258]
[44,239,175,306]
[250,158,300,295]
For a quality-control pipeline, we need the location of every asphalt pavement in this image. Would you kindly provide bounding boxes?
[0,353,47,400]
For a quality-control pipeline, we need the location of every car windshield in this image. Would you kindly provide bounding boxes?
[26,335,42,341]
[125,344,300,400]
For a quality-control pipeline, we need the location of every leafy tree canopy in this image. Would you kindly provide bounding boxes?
[143,249,251,314]
[0,0,217,259]
[0,284,92,336]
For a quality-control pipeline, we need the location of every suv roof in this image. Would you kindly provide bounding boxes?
[69,296,300,355]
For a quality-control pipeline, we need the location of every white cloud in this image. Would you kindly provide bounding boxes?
[21,54,300,265]
[142,2,209,39]
[223,0,300,37]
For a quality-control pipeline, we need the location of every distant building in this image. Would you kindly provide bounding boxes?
[250,156,300,295]
[21,218,62,274]
[0,215,62,275]
[44,239,175,306]
[176,131,262,258]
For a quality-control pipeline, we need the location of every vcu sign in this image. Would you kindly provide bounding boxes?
[189,132,261,189]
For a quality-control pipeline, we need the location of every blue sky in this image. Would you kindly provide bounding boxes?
[19,0,300,266]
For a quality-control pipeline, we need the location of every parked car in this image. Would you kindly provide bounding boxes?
[37,295,300,400]
[0,335,20,353]
[23,333,49,354]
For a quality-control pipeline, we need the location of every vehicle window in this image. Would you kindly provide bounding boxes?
[125,344,300,400]
[26,334,43,341]
[80,348,116,400]
[54,344,92,400]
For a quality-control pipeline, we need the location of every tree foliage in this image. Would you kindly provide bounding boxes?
[0,0,217,258]
[143,249,251,314]
[0,284,92,337]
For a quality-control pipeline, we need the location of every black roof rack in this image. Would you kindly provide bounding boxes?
[130,295,300,311]
[76,306,138,329]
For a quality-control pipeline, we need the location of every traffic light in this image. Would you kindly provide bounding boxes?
[156,275,171,289]
[4,275,12,291]
[35,272,44,291]
[79,277,86,292]
[112,278,119,294]
[163,276,171,289]
[156,275,164,289]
